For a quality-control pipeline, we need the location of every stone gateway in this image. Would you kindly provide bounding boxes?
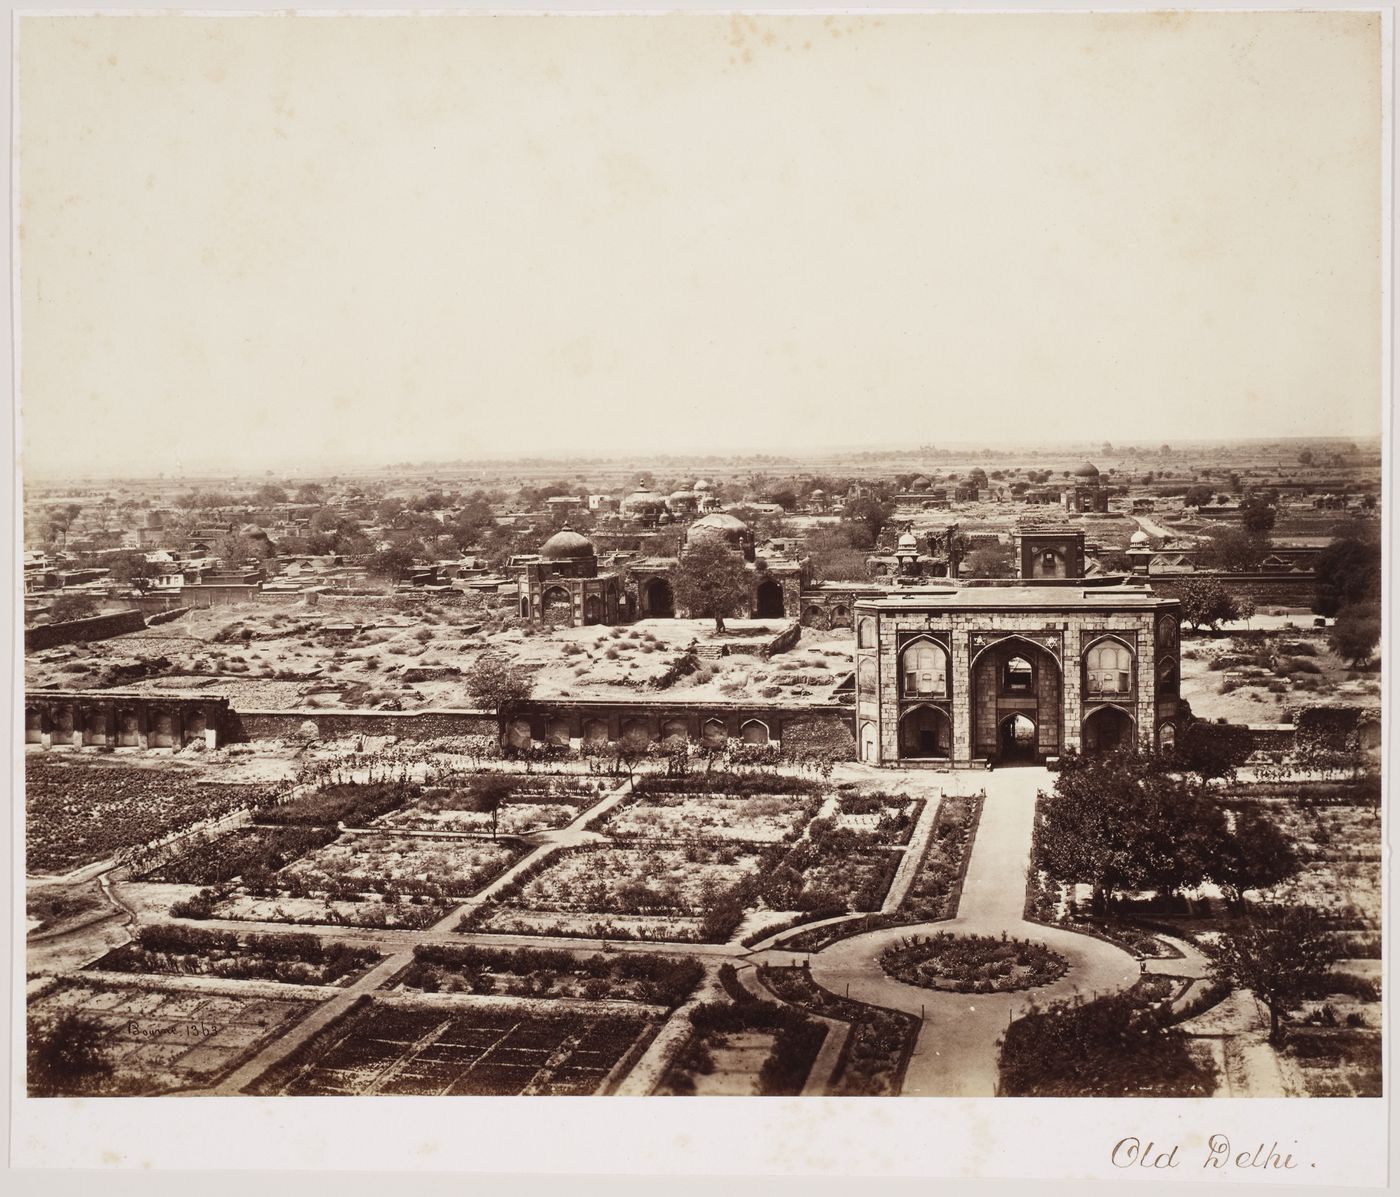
[853,584,1181,767]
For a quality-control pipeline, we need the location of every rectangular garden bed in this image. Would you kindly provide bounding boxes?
[27,977,314,1096]
[277,830,526,898]
[132,825,340,885]
[832,790,924,845]
[1282,1025,1382,1097]
[464,842,766,943]
[25,757,275,875]
[757,964,918,1097]
[91,925,382,987]
[391,944,702,1007]
[248,998,659,1096]
[600,790,820,843]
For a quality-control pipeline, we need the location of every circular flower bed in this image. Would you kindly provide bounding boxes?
[879,932,1069,994]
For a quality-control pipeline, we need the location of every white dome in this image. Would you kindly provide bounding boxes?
[1130,530,1150,545]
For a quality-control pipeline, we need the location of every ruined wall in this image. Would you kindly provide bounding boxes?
[25,610,147,652]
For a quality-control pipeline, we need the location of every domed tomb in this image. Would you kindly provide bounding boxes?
[685,511,755,561]
[540,527,596,560]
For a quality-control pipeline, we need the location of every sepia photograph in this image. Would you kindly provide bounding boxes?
[6,0,1391,1185]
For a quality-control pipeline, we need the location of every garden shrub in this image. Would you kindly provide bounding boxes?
[998,984,1217,1097]
[99,924,379,985]
[254,781,418,828]
[401,943,703,1007]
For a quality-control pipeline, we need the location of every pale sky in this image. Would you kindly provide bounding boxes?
[17,11,1384,473]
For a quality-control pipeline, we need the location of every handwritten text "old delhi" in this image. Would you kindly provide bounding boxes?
[1112,1136,1306,1172]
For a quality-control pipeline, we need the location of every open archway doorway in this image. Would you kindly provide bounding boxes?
[998,713,1037,763]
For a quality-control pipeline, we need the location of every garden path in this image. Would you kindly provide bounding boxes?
[802,768,1139,1097]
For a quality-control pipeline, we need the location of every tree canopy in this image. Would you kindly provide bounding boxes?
[47,594,100,623]
[105,550,159,590]
[1197,527,1269,572]
[1175,719,1254,783]
[1204,905,1340,1043]
[965,544,1013,578]
[1034,753,1225,912]
[802,525,872,582]
[1035,748,1285,914]
[365,539,421,582]
[463,654,534,724]
[27,1012,113,1097]
[672,538,752,632]
[1239,495,1278,537]
[1176,577,1241,630]
[841,495,896,550]
[1211,809,1299,910]
[1314,535,1381,616]
[1329,603,1381,668]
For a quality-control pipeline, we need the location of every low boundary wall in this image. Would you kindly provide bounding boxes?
[24,610,147,652]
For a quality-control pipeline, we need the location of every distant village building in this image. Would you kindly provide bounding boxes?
[544,495,585,524]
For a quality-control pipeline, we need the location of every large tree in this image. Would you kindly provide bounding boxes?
[1329,603,1381,669]
[1035,753,1217,913]
[672,538,752,633]
[1211,810,1300,911]
[1176,577,1241,631]
[841,495,896,549]
[40,503,84,550]
[253,482,289,506]
[1176,719,1254,784]
[1239,495,1277,537]
[213,531,275,569]
[47,593,100,623]
[28,1012,112,1096]
[1198,528,1269,573]
[1204,905,1341,1043]
[365,539,421,582]
[464,653,534,732]
[1314,535,1381,616]
[105,550,158,591]
[965,544,1014,578]
[802,526,872,582]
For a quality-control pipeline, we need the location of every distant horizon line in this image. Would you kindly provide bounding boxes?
[20,433,1384,482]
